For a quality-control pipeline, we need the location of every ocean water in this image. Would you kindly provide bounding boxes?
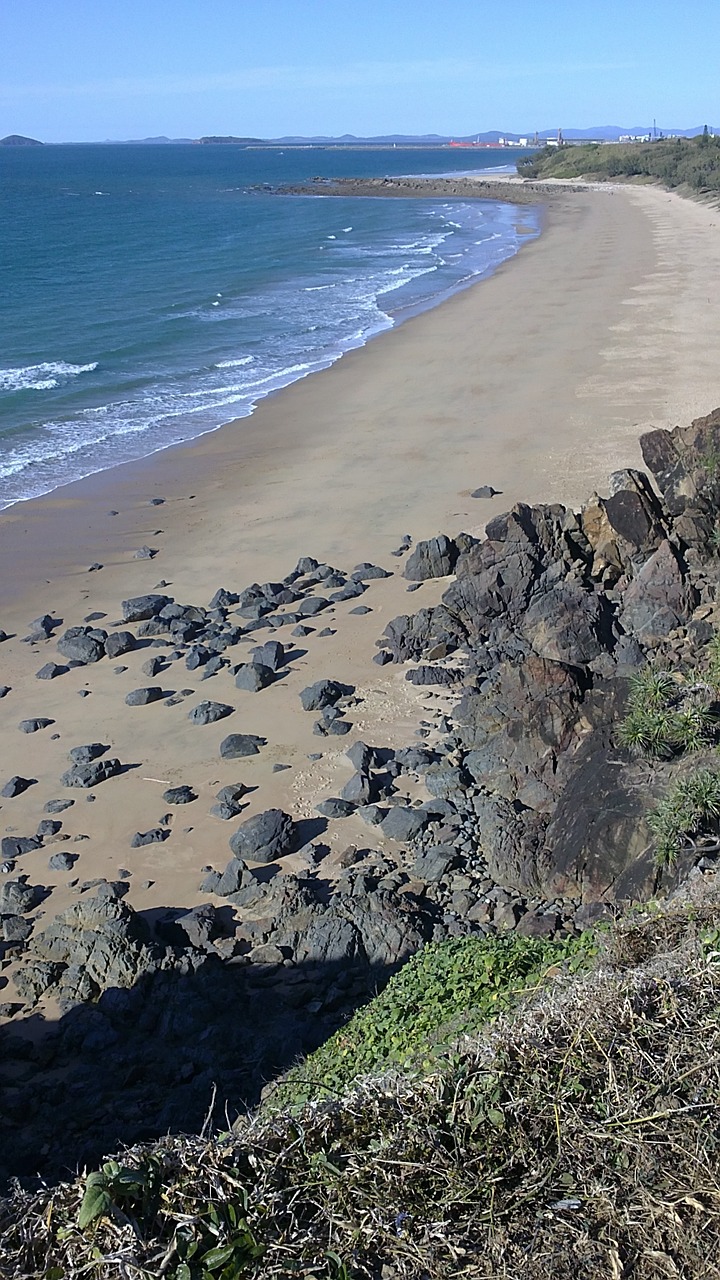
[0,145,539,509]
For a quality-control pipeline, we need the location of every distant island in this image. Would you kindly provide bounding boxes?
[0,134,43,146]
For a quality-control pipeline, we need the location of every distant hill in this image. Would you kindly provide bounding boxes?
[197,135,265,145]
[0,134,43,146]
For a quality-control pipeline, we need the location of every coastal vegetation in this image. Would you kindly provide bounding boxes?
[518,133,720,193]
[2,886,719,1278]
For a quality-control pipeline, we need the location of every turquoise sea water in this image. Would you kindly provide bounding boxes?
[0,145,539,509]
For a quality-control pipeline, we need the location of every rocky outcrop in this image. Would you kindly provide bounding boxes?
[375,410,720,902]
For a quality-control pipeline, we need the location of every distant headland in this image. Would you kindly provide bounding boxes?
[0,134,43,146]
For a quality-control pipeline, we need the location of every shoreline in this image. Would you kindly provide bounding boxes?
[1,178,720,954]
[3,176,720,1182]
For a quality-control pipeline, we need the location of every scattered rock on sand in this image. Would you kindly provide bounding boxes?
[48,852,77,872]
[219,733,265,759]
[1,836,41,858]
[125,687,164,706]
[351,562,391,581]
[61,758,121,788]
[1,776,35,798]
[0,686,10,697]
[162,785,197,805]
[228,808,295,864]
[317,798,355,818]
[121,594,171,623]
[131,829,168,847]
[403,534,459,581]
[104,631,136,658]
[188,700,234,725]
[471,485,499,498]
[18,718,54,733]
[234,662,275,692]
[57,630,105,664]
[36,663,67,680]
[300,679,352,711]
[44,798,74,814]
[0,880,43,914]
[68,743,108,765]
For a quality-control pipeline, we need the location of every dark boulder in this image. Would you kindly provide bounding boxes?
[68,743,108,765]
[57,631,104,665]
[188,700,234,726]
[1,836,41,859]
[18,718,54,734]
[403,535,458,581]
[125,686,163,706]
[228,808,295,863]
[61,758,121,788]
[162,785,197,805]
[300,679,352,711]
[36,663,67,680]
[234,662,275,692]
[104,631,136,659]
[219,733,265,759]
[379,806,429,843]
[121,594,171,623]
[1,776,35,798]
[619,539,697,643]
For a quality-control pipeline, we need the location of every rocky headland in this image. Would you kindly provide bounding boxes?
[3,407,720,1189]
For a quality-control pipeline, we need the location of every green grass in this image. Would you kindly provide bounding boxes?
[264,931,599,1111]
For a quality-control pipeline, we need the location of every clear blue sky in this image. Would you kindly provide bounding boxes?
[2,0,718,142]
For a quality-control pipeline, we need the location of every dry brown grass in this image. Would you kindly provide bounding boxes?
[2,881,720,1279]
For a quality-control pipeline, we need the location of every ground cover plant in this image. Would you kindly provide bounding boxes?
[2,884,720,1279]
[264,930,599,1111]
[518,133,720,193]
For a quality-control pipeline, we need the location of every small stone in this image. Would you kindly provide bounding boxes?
[219,733,265,759]
[45,798,74,814]
[150,497,165,506]
[141,656,164,678]
[69,743,107,765]
[234,662,275,692]
[48,852,77,872]
[36,662,67,680]
[317,798,355,818]
[162,785,197,805]
[351,563,391,581]
[130,829,169,847]
[88,562,103,572]
[471,485,498,499]
[328,719,352,735]
[134,545,158,559]
[373,651,393,666]
[37,820,62,838]
[18,718,54,733]
[1,776,35,798]
[349,605,372,615]
[125,686,164,706]
[188,700,234,726]
[0,686,10,697]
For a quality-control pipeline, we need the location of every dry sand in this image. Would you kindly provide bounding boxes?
[2,180,720,978]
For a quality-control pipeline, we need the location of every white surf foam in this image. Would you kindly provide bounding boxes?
[0,361,98,393]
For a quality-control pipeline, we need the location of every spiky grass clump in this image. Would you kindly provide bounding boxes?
[617,665,717,759]
[2,889,720,1280]
[648,767,720,868]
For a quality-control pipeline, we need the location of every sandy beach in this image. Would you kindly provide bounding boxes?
[2,178,720,968]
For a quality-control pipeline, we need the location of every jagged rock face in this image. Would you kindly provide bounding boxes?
[579,468,668,579]
[640,408,720,549]
[375,419,720,902]
[618,539,698,642]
